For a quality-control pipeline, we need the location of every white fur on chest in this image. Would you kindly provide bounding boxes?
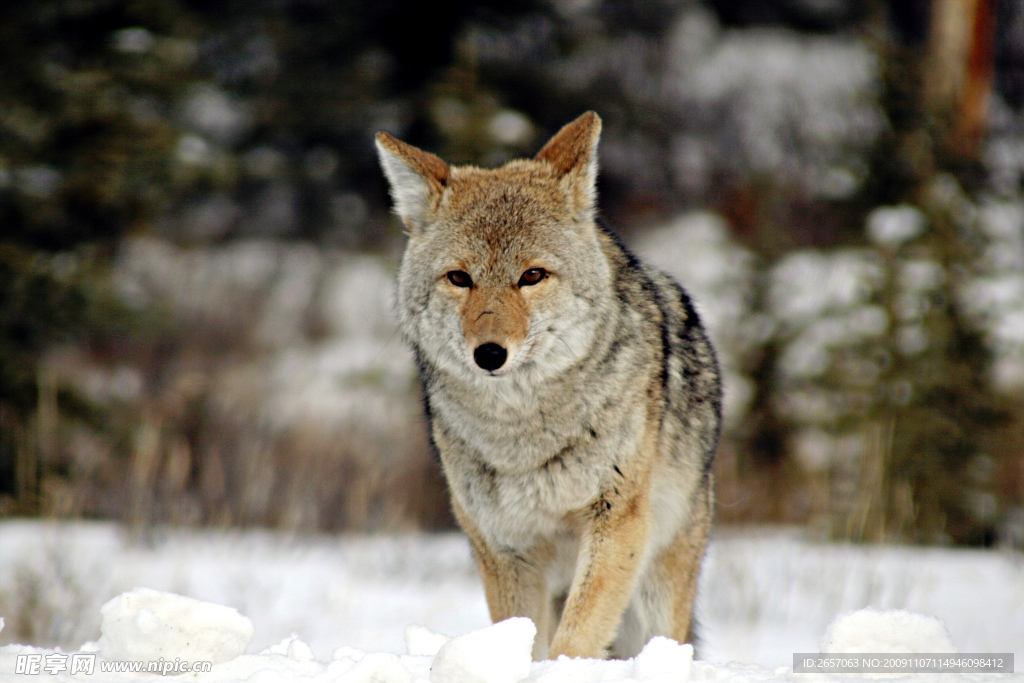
[439,397,646,549]
[472,452,601,548]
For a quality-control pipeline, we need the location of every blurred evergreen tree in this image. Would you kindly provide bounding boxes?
[823,0,1012,544]
[0,0,187,512]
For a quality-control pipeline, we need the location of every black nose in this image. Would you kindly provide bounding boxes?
[474,342,507,372]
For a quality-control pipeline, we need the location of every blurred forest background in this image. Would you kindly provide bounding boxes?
[2,0,1023,547]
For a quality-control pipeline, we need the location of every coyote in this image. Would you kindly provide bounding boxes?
[375,112,721,660]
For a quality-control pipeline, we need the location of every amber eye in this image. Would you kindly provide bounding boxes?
[447,270,472,288]
[518,268,547,287]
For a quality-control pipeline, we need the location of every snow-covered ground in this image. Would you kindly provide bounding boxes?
[1,521,1021,681]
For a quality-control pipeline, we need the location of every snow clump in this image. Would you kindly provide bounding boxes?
[429,617,535,683]
[94,587,254,664]
[821,608,956,654]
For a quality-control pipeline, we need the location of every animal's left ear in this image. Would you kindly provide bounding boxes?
[535,111,601,217]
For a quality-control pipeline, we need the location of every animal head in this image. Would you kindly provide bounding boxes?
[376,112,612,383]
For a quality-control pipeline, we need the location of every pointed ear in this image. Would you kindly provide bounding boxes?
[375,132,450,234]
[535,111,601,215]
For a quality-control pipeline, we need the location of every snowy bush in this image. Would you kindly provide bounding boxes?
[37,238,445,532]
[666,7,884,199]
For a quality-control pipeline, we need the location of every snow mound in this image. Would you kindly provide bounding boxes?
[95,587,254,664]
[327,651,416,683]
[821,608,955,654]
[430,617,535,683]
[633,637,693,681]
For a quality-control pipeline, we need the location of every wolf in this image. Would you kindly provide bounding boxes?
[375,112,721,660]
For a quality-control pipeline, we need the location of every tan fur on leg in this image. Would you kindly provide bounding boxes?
[660,479,712,644]
[549,489,651,659]
[453,497,554,659]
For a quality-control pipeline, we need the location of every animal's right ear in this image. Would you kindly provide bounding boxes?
[375,132,449,234]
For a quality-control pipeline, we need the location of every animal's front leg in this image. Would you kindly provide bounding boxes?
[549,489,651,659]
[451,498,554,659]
